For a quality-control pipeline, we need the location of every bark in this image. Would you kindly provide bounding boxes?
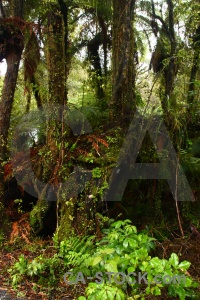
[157,0,179,147]
[25,76,42,112]
[24,31,41,111]
[98,14,108,77]
[151,0,177,120]
[47,11,66,105]
[110,0,136,123]
[0,8,24,193]
[32,75,42,108]
[0,50,22,142]
[187,25,200,117]
[88,33,105,101]
[163,0,177,110]
[45,4,71,149]
[32,5,71,234]
[58,0,70,96]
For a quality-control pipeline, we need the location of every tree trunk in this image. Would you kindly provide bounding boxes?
[31,5,71,235]
[159,0,179,147]
[110,0,136,123]
[0,30,24,195]
[187,25,200,120]
[47,12,66,106]
[163,0,177,108]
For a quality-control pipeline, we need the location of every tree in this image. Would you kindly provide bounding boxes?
[24,31,42,111]
[109,0,136,123]
[186,0,200,122]
[0,0,25,194]
[149,0,182,146]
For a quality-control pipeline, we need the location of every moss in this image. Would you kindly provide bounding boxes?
[55,198,75,242]
[0,202,12,243]
[30,197,49,234]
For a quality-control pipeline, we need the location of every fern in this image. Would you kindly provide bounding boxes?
[59,235,96,268]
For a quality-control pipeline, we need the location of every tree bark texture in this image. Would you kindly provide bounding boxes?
[0,1,24,194]
[187,25,200,117]
[110,0,136,122]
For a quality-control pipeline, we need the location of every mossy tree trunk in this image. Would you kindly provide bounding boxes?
[30,2,72,236]
[109,0,136,123]
[0,0,24,196]
[153,0,179,147]
[187,25,200,121]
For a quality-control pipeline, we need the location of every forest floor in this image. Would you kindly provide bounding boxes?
[0,238,85,300]
[0,229,200,299]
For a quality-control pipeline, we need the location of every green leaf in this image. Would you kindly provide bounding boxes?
[128,266,136,273]
[115,245,123,255]
[153,286,161,296]
[123,239,128,248]
[184,277,193,287]
[105,260,118,273]
[175,286,186,300]
[112,221,124,229]
[26,268,33,276]
[149,257,161,268]
[100,248,115,255]
[106,290,115,299]
[128,238,138,248]
[91,256,102,266]
[146,287,151,294]
[115,288,125,300]
[179,260,191,270]
[97,289,108,300]
[169,253,179,268]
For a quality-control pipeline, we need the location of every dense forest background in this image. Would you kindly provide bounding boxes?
[0,0,200,299]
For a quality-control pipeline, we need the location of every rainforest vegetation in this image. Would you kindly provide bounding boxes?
[0,0,200,299]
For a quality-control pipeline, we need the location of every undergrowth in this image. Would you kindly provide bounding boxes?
[9,219,198,299]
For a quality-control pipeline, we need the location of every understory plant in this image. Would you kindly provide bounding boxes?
[9,253,63,287]
[9,219,198,299]
[59,219,198,299]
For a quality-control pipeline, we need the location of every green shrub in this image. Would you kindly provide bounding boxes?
[9,219,198,299]
[62,220,197,300]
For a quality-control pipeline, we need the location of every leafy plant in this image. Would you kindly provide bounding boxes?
[9,253,63,287]
[92,167,102,179]
[59,235,96,269]
[9,220,198,299]
[79,282,126,300]
[63,220,198,300]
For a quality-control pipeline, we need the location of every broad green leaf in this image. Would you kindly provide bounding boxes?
[152,286,161,296]
[145,287,151,294]
[105,260,118,273]
[175,286,186,300]
[123,239,129,248]
[116,289,125,300]
[115,246,123,255]
[112,221,123,229]
[91,256,102,266]
[169,253,179,268]
[149,257,161,268]
[184,277,193,287]
[100,248,115,255]
[128,238,138,248]
[106,290,115,299]
[179,260,191,270]
[97,289,109,300]
[128,266,136,273]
